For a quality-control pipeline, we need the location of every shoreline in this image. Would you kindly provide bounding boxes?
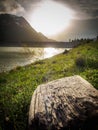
[0,48,65,73]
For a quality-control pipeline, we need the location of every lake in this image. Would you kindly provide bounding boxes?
[0,47,65,73]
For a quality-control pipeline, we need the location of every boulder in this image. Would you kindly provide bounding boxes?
[29,75,98,130]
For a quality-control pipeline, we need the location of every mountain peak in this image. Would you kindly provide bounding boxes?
[0,14,51,44]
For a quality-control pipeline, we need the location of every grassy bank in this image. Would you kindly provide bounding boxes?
[0,41,98,130]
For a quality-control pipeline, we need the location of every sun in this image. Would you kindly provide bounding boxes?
[28,1,74,36]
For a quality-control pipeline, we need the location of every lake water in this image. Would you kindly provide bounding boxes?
[0,47,65,73]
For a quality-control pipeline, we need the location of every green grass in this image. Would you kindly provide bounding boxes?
[0,41,98,130]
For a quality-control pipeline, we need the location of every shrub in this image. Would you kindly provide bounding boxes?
[34,60,44,65]
[63,49,69,54]
[82,69,98,89]
[0,78,7,83]
[75,56,86,68]
[87,58,98,69]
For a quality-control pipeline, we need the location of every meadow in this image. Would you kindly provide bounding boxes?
[0,41,98,130]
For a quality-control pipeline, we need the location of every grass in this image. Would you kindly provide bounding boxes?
[0,41,98,130]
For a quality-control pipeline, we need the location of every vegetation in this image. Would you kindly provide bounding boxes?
[0,41,98,130]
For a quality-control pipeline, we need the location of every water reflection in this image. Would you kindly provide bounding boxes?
[44,48,64,58]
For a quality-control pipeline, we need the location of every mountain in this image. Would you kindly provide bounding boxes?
[51,19,98,41]
[0,14,52,45]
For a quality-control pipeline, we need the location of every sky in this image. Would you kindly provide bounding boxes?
[0,0,98,41]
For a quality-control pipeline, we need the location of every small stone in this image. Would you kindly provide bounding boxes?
[5,117,9,122]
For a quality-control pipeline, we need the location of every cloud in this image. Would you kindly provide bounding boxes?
[0,0,25,15]
[0,0,98,19]
[16,0,42,11]
[0,0,42,15]
[53,0,98,19]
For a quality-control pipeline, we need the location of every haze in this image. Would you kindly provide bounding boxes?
[0,0,98,41]
[28,1,74,36]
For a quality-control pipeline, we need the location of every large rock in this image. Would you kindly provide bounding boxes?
[29,75,98,130]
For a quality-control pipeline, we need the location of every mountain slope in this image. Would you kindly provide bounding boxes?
[0,14,51,44]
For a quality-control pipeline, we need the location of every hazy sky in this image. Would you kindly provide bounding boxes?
[0,0,98,41]
[0,0,98,18]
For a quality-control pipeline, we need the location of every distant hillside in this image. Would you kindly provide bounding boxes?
[0,14,53,45]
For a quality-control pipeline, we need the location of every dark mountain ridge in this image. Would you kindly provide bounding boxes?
[0,14,52,44]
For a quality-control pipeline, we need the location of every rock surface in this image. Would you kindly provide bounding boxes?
[29,75,98,130]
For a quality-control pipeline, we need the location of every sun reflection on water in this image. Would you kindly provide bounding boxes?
[44,48,64,58]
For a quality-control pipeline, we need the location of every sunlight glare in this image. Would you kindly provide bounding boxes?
[44,48,64,58]
[29,1,74,36]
